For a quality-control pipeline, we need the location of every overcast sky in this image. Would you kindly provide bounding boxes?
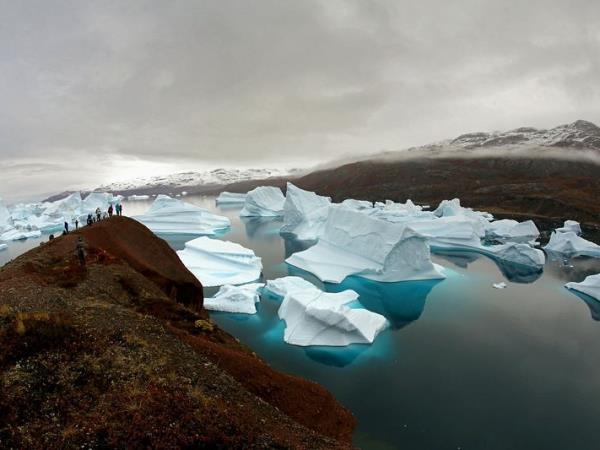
[1,0,599,202]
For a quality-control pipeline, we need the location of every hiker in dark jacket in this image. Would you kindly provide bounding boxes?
[64,221,69,234]
[108,205,113,217]
[76,237,86,267]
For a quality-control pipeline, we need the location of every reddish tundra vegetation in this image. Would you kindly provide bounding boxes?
[0,217,355,449]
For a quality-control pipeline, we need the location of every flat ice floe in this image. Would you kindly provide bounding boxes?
[128,194,150,201]
[177,236,262,287]
[216,192,247,204]
[264,276,388,346]
[280,183,331,241]
[544,231,600,257]
[0,228,42,241]
[240,186,286,217]
[204,283,264,314]
[0,243,7,251]
[566,274,600,302]
[286,205,445,283]
[134,195,230,235]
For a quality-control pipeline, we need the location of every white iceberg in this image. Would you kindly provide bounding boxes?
[566,274,600,302]
[134,195,230,235]
[128,194,150,201]
[43,192,83,219]
[286,205,445,283]
[493,282,507,289]
[556,220,582,235]
[280,183,331,241]
[82,192,116,212]
[484,242,546,268]
[204,283,264,314]
[216,192,247,204]
[0,228,42,241]
[341,199,373,210]
[0,198,13,232]
[264,276,388,346]
[177,236,262,287]
[240,186,286,217]
[0,243,7,251]
[485,219,540,243]
[544,231,600,257]
[433,198,491,237]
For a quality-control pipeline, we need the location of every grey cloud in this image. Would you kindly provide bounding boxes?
[0,0,599,201]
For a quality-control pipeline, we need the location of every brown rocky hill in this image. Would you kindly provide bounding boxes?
[0,217,355,449]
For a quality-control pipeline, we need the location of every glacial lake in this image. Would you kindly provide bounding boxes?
[3,195,600,450]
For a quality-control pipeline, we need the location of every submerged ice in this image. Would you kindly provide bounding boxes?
[264,276,388,346]
[544,231,600,258]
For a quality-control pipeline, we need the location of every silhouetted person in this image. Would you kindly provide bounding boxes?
[76,237,86,267]
[48,234,54,241]
[108,205,113,217]
[87,214,93,226]
[95,207,101,221]
[64,221,69,234]
[75,219,79,230]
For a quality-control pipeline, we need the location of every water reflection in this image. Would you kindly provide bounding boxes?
[434,249,482,268]
[494,260,543,283]
[304,345,369,367]
[282,235,316,258]
[241,216,283,238]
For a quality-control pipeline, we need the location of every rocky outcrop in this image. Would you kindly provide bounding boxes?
[0,217,355,449]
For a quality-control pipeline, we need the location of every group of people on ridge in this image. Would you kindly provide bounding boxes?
[61,202,124,235]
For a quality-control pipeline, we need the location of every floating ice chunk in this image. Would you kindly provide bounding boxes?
[0,228,42,241]
[128,194,150,201]
[486,219,540,243]
[204,283,264,314]
[493,282,507,289]
[240,186,286,217]
[43,192,83,220]
[433,198,491,236]
[556,220,582,235]
[544,231,600,257]
[286,206,445,283]
[134,195,230,235]
[484,242,546,268]
[14,215,64,233]
[407,217,483,249]
[280,183,331,241]
[177,236,262,287]
[82,192,116,213]
[566,274,600,302]
[264,276,388,346]
[0,243,7,251]
[216,192,247,204]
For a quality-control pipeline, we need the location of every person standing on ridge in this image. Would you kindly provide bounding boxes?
[76,237,86,267]
[75,219,79,230]
[108,204,113,217]
[95,207,101,222]
[64,221,69,234]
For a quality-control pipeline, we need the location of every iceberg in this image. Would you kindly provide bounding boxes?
[544,231,600,257]
[433,198,491,237]
[280,183,331,241]
[0,243,7,251]
[204,283,264,314]
[341,199,373,210]
[493,282,507,289]
[264,276,388,346]
[82,192,116,212]
[0,198,12,232]
[0,228,42,241]
[240,186,286,217]
[286,206,445,283]
[216,192,247,204]
[43,192,83,219]
[134,195,230,235]
[566,274,600,302]
[556,220,582,235]
[128,194,150,201]
[484,242,546,268]
[177,236,262,287]
[485,219,540,243]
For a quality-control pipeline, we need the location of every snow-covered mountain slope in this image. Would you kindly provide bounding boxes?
[97,168,297,192]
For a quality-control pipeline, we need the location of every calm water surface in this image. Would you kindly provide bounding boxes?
[3,195,600,450]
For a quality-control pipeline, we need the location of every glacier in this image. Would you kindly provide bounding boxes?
[566,274,600,302]
[134,195,230,235]
[240,186,286,217]
[285,205,445,283]
[204,283,264,314]
[264,276,388,346]
[177,236,262,287]
[280,183,331,241]
[216,192,247,205]
[544,231,600,257]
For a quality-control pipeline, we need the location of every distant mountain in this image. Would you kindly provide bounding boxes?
[448,120,600,151]
[97,167,299,194]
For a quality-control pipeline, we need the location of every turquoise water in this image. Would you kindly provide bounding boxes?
[3,196,600,450]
